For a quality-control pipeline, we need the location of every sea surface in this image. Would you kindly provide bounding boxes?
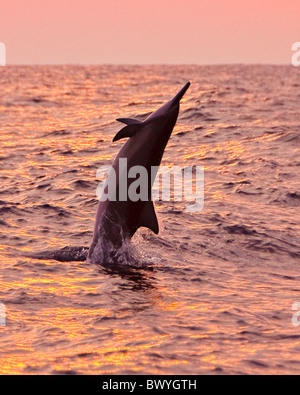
[0,65,300,375]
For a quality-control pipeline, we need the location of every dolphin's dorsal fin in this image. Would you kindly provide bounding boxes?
[138,201,159,234]
[116,118,142,125]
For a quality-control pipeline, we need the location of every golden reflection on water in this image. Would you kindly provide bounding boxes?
[0,301,190,374]
[1,65,299,374]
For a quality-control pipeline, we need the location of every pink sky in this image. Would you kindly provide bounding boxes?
[1,0,299,64]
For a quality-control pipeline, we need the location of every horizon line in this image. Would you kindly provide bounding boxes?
[2,62,292,67]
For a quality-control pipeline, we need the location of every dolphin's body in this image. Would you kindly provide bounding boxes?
[87,82,190,264]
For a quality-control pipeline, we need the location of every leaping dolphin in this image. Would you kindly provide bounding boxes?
[88,82,191,264]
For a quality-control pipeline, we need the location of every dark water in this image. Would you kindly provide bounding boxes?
[0,65,300,374]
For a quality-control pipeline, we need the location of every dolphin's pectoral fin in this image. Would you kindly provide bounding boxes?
[138,201,159,235]
[113,123,143,142]
[116,118,142,125]
[113,115,169,142]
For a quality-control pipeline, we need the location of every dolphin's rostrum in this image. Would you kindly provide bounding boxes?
[88,82,191,265]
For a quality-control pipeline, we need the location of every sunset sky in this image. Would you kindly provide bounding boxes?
[0,0,299,65]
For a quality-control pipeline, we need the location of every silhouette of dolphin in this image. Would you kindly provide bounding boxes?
[88,82,191,264]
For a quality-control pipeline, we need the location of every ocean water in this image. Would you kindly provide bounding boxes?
[0,64,299,375]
